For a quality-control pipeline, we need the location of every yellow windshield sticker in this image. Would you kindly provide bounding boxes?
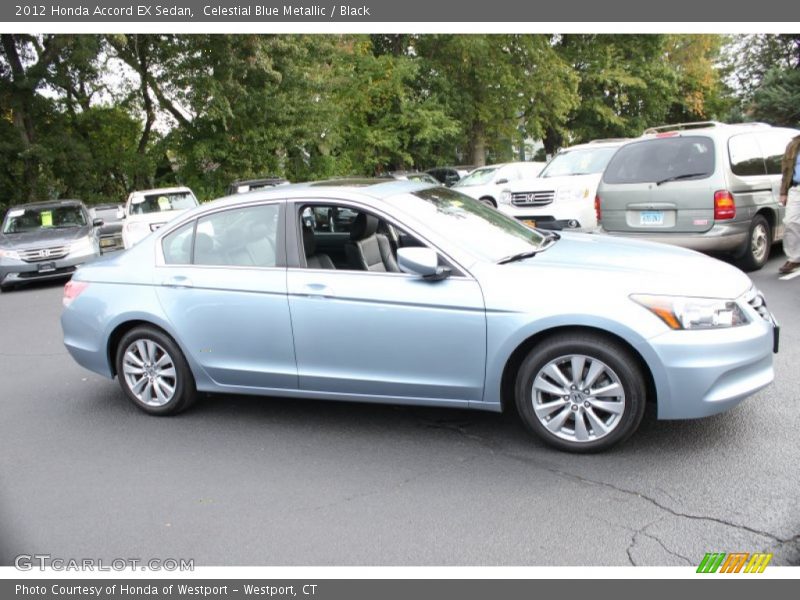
[157,196,170,210]
[41,211,53,227]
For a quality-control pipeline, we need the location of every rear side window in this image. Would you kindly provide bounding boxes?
[758,131,798,175]
[194,204,280,268]
[162,221,195,265]
[729,134,767,176]
[603,136,715,184]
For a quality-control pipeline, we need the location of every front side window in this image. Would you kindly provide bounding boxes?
[162,204,280,268]
[603,136,715,184]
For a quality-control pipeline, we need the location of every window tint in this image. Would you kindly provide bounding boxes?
[758,131,797,176]
[728,134,767,176]
[603,136,715,184]
[194,204,280,267]
[129,191,198,215]
[162,221,195,265]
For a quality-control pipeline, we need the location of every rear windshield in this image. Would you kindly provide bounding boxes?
[603,136,715,184]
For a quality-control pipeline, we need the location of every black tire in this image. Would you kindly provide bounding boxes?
[737,215,771,272]
[115,326,196,415]
[514,332,646,453]
[479,197,497,208]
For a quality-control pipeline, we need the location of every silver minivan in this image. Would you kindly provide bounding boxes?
[596,121,800,271]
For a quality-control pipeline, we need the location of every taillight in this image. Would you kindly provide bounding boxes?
[595,195,602,223]
[63,280,89,307]
[714,190,736,220]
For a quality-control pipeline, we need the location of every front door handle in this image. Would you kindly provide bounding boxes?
[162,275,194,288]
[302,283,335,298]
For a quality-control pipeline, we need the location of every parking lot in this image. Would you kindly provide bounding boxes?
[0,250,798,567]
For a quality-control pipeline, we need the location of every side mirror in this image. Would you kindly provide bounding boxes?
[92,218,104,228]
[116,207,125,220]
[397,247,451,281]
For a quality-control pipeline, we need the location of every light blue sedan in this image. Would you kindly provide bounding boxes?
[60,180,779,452]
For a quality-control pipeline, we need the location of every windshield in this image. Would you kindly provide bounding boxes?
[129,191,198,215]
[603,136,715,184]
[456,167,498,187]
[2,205,87,234]
[539,146,620,178]
[390,187,546,263]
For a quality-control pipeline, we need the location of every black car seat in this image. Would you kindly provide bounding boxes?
[302,224,335,269]
[345,213,400,272]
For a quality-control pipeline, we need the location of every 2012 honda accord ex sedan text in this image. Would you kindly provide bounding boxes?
[60,180,779,452]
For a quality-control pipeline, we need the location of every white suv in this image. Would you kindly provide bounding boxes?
[122,186,199,249]
[497,139,629,231]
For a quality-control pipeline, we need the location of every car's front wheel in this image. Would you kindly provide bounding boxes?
[115,326,196,415]
[515,332,646,452]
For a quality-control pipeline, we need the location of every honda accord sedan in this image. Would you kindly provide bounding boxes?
[60,180,779,452]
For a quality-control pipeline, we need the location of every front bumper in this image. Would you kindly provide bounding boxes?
[647,307,777,420]
[0,252,96,287]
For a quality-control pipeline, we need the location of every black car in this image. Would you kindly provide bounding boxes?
[425,166,475,187]
[227,177,289,195]
[91,203,125,253]
[0,200,103,291]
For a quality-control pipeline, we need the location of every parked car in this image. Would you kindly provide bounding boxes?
[453,161,546,207]
[227,177,289,194]
[0,200,102,291]
[121,186,199,249]
[90,203,125,253]
[426,166,474,187]
[597,121,799,271]
[384,171,440,184]
[497,139,630,230]
[61,180,778,452]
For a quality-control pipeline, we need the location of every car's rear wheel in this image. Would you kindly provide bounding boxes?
[515,332,646,452]
[737,215,771,272]
[115,326,196,415]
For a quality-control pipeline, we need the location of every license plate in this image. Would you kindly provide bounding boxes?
[522,219,537,228]
[38,262,56,273]
[100,238,114,247]
[639,211,664,226]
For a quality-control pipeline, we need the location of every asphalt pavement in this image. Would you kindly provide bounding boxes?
[1,250,798,567]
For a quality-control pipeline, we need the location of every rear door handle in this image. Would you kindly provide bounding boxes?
[162,275,194,288]
[302,283,335,298]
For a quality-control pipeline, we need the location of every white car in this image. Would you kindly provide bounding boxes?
[497,139,629,231]
[453,162,546,207]
[121,186,199,249]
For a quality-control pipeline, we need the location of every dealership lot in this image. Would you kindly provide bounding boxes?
[0,252,798,567]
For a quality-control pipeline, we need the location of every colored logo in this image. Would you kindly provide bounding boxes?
[696,552,772,573]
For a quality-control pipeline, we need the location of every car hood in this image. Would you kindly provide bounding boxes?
[489,232,752,300]
[0,226,91,249]
[507,173,601,192]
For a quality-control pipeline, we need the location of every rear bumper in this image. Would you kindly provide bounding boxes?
[598,221,749,253]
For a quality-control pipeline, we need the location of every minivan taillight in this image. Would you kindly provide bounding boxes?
[595,195,602,223]
[714,190,736,220]
[63,280,89,307]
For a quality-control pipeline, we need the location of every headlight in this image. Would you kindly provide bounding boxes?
[630,294,749,330]
[499,189,511,204]
[556,187,590,202]
[70,236,96,256]
[0,248,20,260]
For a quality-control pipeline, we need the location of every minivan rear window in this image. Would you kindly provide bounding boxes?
[603,136,715,184]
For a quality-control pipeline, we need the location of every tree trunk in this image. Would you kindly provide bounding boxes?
[470,122,486,167]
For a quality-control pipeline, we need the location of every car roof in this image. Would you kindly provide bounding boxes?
[202,178,437,211]
[129,186,193,196]
[7,199,86,210]
[559,139,631,152]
